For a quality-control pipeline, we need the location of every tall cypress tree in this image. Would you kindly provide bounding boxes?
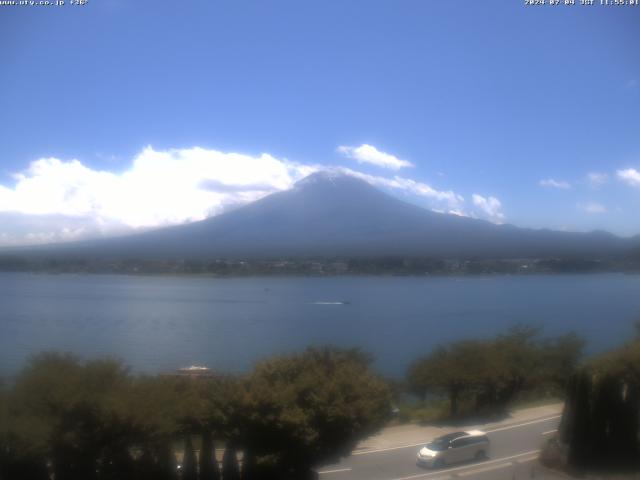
[155,442,178,480]
[620,381,640,467]
[199,432,220,480]
[222,446,240,480]
[182,435,197,480]
[558,373,577,445]
[241,449,256,480]
[567,370,592,469]
[591,374,616,466]
[0,454,49,480]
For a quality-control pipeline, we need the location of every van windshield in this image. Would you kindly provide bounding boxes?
[426,432,465,451]
[425,439,449,451]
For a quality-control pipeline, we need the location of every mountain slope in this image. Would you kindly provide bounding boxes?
[4,172,634,259]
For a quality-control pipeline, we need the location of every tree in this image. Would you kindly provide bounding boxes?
[9,353,135,480]
[559,339,640,471]
[238,347,392,477]
[181,434,197,480]
[564,370,592,469]
[409,327,585,417]
[222,446,240,480]
[538,332,584,393]
[154,442,179,480]
[0,380,49,480]
[199,431,219,480]
[126,376,181,480]
[241,449,257,480]
[167,374,235,480]
[2,346,391,479]
[488,325,541,407]
[408,341,489,416]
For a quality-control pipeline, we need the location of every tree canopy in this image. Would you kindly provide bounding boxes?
[408,327,584,417]
[0,347,392,480]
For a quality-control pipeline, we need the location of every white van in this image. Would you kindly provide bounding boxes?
[416,430,490,468]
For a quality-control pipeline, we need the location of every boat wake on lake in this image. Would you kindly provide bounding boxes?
[310,301,351,305]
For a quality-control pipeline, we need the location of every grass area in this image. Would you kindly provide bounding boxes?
[393,398,449,425]
[393,391,564,426]
[510,391,564,410]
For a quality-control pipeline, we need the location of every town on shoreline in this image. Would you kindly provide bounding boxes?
[2,255,639,276]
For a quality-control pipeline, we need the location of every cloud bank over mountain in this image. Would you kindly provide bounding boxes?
[0,145,486,245]
[2,141,638,246]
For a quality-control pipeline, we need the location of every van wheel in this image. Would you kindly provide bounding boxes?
[474,450,487,461]
[433,458,444,468]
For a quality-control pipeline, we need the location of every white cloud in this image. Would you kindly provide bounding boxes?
[472,194,505,224]
[0,146,472,246]
[586,172,608,188]
[580,202,607,214]
[0,212,134,246]
[446,209,468,217]
[617,168,640,188]
[0,147,313,241]
[337,144,414,170]
[336,167,465,211]
[432,208,472,219]
[539,178,571,189]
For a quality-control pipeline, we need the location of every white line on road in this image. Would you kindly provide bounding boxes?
[516,455,538,464]
[352,415,561,456]
[484,415,561,434]
[352,443,428,456]
[390,450,540,480]
[318,467,353,475]
[457,462,511,476]
[542,429,557,435]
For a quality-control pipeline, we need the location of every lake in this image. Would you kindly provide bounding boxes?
[1,272,639,379]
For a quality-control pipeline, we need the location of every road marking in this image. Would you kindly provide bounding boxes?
[389,450,540,480]
[318,467,352,475]
[542,429,557,435]
[484,415,561,434]
[516,455,538,464]
[352,443,429,455]
[457,462,511,476]
[353,415,561,456]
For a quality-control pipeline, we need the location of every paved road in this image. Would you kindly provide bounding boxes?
[316,415,561,480]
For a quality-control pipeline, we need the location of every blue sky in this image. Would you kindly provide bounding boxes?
[1,0,639,245]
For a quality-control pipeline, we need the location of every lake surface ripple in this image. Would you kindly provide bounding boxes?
[1,273,639,378]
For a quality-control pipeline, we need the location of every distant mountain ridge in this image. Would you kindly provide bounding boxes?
[3,171,638,260]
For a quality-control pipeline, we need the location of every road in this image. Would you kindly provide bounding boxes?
[316,415,561,480]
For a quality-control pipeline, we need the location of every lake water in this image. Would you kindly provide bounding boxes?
[1,273,639,379]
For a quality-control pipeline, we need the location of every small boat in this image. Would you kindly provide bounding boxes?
[179,365,209,372]
[168,365,215,377]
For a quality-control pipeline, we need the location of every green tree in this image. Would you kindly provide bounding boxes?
[408,341,488,416]
[238,347,392,478]
[559,339,640,471]
[488,326,541,407]
[182,434,197,480]
[125,376,182,480]
[409,327,585,417]
[169,374,237,480]
[199,431,219,480]
[538,332,584,393]
[0,378,49,480]
[9,353,136,480]
[241,449,257,480]
[222,446,240,480]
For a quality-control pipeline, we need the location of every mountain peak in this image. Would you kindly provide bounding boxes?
[294,170,362,189]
